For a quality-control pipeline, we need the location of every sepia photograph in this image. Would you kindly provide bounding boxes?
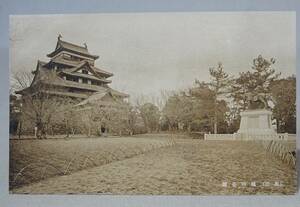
[9,12,296,195]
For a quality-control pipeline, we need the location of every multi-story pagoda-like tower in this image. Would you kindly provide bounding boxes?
[17,35,128,101]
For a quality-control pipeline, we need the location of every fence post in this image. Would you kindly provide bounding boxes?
[284,133,288,141]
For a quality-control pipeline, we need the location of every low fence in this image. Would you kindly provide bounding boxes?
[287,134,296,141]
[238,133,289,141]
[256,139,296,168]
[204,133,295,141]
[204,133,296,168]
[204,133,236,140]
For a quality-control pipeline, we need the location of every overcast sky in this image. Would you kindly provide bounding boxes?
[10,12,295,101]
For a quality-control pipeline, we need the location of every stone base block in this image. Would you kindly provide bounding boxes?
[237,109,275,135]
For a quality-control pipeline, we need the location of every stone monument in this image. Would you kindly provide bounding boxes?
[237,93,276,135]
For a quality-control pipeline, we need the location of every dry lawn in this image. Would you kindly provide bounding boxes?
[10,135,297,195]
[10,136,174,189]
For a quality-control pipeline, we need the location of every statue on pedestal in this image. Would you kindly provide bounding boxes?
[246,92,270,110]
[237,91,275,136]
[234,55,279,138]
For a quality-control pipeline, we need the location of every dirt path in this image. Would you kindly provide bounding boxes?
[12,140,296,195]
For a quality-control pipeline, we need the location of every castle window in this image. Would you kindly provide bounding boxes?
[73,77,79,82]
[63,54,72,60]
[92,81,103,86]
[71,56,82,61]
[66,76,72,81]
[82,70,88,74]
[82,79,87,84]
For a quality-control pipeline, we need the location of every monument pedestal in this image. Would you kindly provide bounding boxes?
[238,109,275,135]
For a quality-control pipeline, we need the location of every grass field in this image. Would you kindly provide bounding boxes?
[10,134,297,195]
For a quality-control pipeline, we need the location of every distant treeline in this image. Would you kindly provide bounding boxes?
[10,55,296,138]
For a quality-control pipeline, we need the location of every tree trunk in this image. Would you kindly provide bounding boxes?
[36,121,42,139]
[17,119,22,139]
[66,120,70,138]
[41,124,47,139]
[88,126,91,137]
[42,129,46,139]
[51,126,54,136]
[214,98,218,134]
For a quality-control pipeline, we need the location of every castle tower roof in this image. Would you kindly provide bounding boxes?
[47,37,99,60]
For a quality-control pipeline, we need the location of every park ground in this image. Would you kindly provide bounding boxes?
[10,134,297,195]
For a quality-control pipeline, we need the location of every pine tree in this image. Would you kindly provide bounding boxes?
[231,55,280,110]
[207,62,232,134]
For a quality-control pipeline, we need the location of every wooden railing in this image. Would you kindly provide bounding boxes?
[238,133,289,141]
[204,133,296,141]
[204,133,296,168]
[204,133,236,140]
[256,139,296,168]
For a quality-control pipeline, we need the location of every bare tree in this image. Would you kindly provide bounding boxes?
[50,99,79,137]
[14,70,71,139]
[11,70,34,93]
[78,98,134,137]
[139,103,160,133]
